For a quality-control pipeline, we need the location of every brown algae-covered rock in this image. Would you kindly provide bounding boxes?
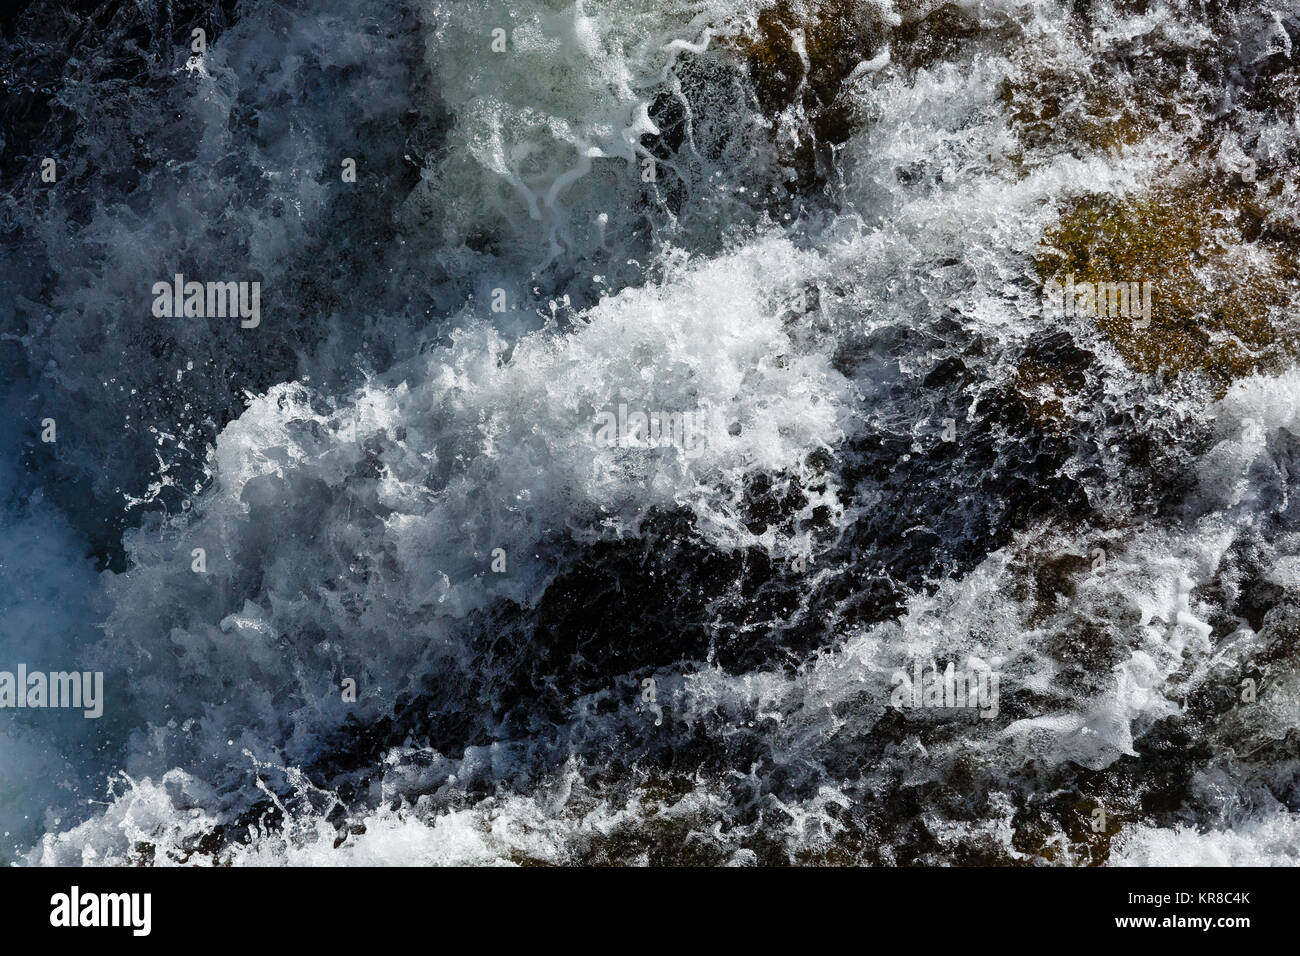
[1036,177,1300,388]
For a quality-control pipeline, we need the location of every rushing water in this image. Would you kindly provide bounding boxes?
[1,0,1298,865]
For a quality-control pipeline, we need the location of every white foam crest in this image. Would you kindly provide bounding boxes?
[83,234,850,797]
[1112,811,1300,866]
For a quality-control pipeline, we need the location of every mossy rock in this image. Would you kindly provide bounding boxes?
[729,1,886,191]
[893,3,1006,72]
[997,18,1224,157]
[1036,177,1300,388]
[727,2,1012,193]
[736,0,883,120]
[1004,77,1149,153]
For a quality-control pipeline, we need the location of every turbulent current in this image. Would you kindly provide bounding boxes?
[1,0,1299,865]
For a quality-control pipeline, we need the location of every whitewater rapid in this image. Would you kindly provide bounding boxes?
[2,0,1298,864]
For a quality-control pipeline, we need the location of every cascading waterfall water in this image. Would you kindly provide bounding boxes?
[1,0,1298,865]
